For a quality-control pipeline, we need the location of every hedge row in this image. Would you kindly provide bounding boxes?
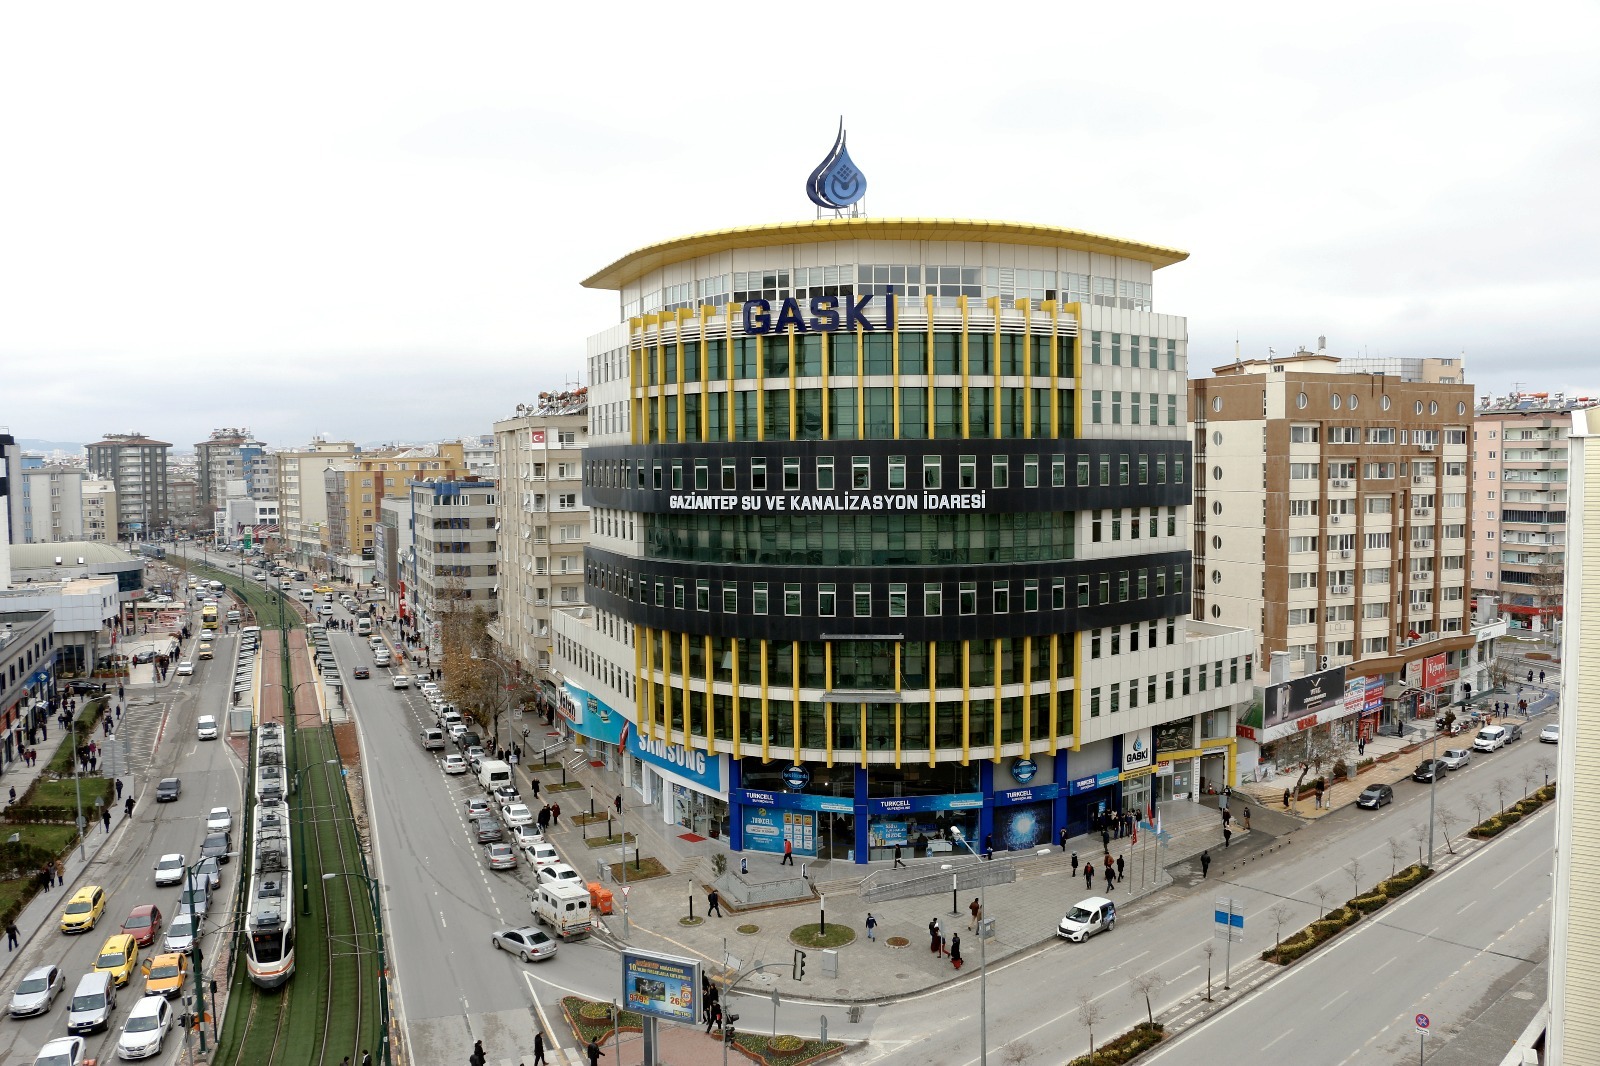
[1066,1022,1165,1065]
[1264,864,1434,964]
[1469,784,1557,838]
[731,1032,848,1066]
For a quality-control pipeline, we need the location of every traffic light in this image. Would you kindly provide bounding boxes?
[793,948,807,982]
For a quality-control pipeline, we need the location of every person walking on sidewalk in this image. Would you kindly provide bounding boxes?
[1083,860,1094,890]
[781,838,795,865]
[928,918,941,955]
[1201,850,1212,878]
[1242,806,1251,831]
[1060,827,1069,851]
[550,802,561,827]
[586,1039,605,1065]
[1070,851,1079,877]
[1223,826,1233,848]
[6,919,18,950]
[865,912,877,941]
[1116,854,1125,882]
[1314,780,1325,810]
[1104,864,1116,892]
[968,897,981,931]
[893,843,906,869]
[707,888,723,917]
[532,1031,547,1066]
[949,932,963,970]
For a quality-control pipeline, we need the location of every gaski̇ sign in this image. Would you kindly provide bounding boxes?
[741,291,895,336]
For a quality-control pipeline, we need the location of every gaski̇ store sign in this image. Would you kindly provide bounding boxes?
[1121,727,1154,774]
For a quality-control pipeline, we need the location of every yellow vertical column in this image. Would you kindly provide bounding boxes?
[1071,631,1084,752]
[642,626,657,742]
[892,313,902,439]
[680,632,691,743]
[629,319,643,445]
[925,294,936,437]
[703,634,714,753]
[788,331,797,440]
[855,325,865,438]
[1064,302,1085,442]
[959,295,971,438]
[699,306,712,441]
[661,633,675,747]
[1044,302,1059,438]
[792,642,802,764]
[992,637,1003,760]
[756,334,765,442]
[987,296,1002,439]
[675,308,690,444]
[634,623,646,742]
[1020,299,1033,439]
[821,334,830,440]
[1048,633,1059,749]
[759,641,770,762]
[1022,635,1032,759]
[726,308,738,444]
[823,643,833,768]
[893,644,903,769]
[730,637,741,760]
[928,642,938,768]
[960,640,971,765]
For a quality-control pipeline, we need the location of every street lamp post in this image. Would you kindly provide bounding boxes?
[70,712,86,860]
[950,828,988,1066]
[324,871,392,1066]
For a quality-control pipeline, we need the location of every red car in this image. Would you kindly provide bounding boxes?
[121,903,164,948]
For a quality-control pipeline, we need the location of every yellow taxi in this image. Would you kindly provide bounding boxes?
[94,932,140,986]
[197,643,213,660]
[313,584,333,594]
[140,951,189,998]
[60,885,107,934]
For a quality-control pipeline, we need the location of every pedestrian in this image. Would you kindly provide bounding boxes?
[949,932,963,970]
[116,779,124,800]
[1101,827,1111,851]
[532,1031,547,1066]
[614,794,622,815]
[54,859,63,884]
[125,796,134,819]
[530,777,541,799]
[1105,864,1116,891]
[362,1052,372,1066]
[6,786,13,807]
[928,918,941,955]
[1314,781,1325,810]
[551,802,561,827]
[1282,787,1291,809]
[781,838,795,866]
[470,1039,487,1066]
[1116,854,1125,881]
[1528,670,1534,684]
[1223,826,1232,848]
[101,808,111,833]
[707,888,722,917]
[1221,807,1231,828]
[1242,806,1251,830]
[1084,860,1094,890]
[1070,851,1079,877]
[1201,849,1212,878]
[968,897,981,931]
[42,863,53,890]
[6,919,18,950]
[865,912,877,941]
[707,1000,723,1034]
[1059,827,1069,851]
[1540,670,1546,684]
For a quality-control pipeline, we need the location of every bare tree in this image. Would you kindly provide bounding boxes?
[1199,942,1216,1001]
[1518,764,1538,802]
[1387,836,1406,878]
[1129,970,1166,1026]
[1278,724,1355,809]
[1436,808,1457,855]
[1267,903,1295,949]
[1535,757,1555,789]
[1077,991,1105,1059]
[1311,882,1332,917]
[1000,1041,1034,1065]
[1464,791,1490,824]
[1492,776,1512,814]
[1346,857,1363,897]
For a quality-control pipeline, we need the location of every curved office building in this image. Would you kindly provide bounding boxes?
[555,218,1254,863]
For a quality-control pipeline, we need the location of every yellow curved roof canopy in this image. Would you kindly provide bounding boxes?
[581,217,1189,291]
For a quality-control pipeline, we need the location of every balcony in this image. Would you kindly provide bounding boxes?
[1410,571,1435,584]
[1411,506,1433,518]
[1412,539,1435,550]
[1329,584,1352,596]
[1329,478,1353,489]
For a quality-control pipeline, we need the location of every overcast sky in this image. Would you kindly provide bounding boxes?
[3,1,1595,452]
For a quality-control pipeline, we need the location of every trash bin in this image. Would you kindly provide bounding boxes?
[589,882,615,915]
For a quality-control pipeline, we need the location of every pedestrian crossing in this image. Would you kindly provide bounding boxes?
[99,694,166,779]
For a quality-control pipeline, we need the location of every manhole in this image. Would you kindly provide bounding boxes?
[886,936,909,948]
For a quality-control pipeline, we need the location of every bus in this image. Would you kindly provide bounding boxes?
[202,604,218,630]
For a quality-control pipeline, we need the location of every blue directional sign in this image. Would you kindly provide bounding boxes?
[1213,908,1245,929]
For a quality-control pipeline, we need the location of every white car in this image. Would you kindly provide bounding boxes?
[538,862,584,887]
[163,913,196,954]
[206,807,233,833]
[442,753,468,774]
[116,994,173,1059]
[9,964,65,1018]
[153,853,187,887]
[527,841,561,868]
[391,675,411,689]
[510,825,545,853]
[502,803,535,828]
[420,682,440,698]
[465,796,493,820]
[32,1037,88,1066]
[175,661,193,676]
[1541,723,1560,744]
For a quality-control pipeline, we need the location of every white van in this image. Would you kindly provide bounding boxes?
[196,715,219,741]
[477,759,513,793]
[1057,896,1117,942]
[297,588,314,603]
[531,881,592,939]
[67,971,116,1033]
[356,617,373,636]
[420,727,445,751]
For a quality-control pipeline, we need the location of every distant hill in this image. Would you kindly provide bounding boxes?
[17,438,84,455]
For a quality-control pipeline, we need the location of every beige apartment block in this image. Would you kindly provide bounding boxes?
[273,438,356,571]
[85,433,170,540]
[322,443,465,583]
[82,479,117,542]
[491,399,588,682]
[1471,392,1598,632]
[1191,350,1488,731]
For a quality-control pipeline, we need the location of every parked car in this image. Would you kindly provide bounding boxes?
[9,964,65,1018]
[1357,783,1395,809]
[526,841,561,868]
[442,753,468,774]
[1439,748,1472,770]
[490,784,521,809]
[502,803,535,829]
[155,778,182,803]
[510,825,545,853]
[491,925,558,962]
[1473,726,1510,752]
[206,807,233,833]
[1412,759,1447,783]
[473,816,504,843]
[391,675,411,689]
[485,842,519,870]
[465,796,492,820]
[1541,723,1560,744]
[537,863,584,887]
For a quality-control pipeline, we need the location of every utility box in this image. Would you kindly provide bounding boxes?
[821,949,839,978]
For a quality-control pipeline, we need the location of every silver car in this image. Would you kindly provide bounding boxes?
[491,926,558,963]
[9,964,65,1017]
[163,913,197,954]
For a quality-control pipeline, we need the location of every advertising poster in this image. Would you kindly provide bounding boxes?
[1364,675,1385,714]
[622,950,699,1024]
[995,801,1052,850]
[1345,676,1366,717]
[1423,653,1448,691]
[868,818,910,848]
[741,806,816,855]
[1263,666,1347,729]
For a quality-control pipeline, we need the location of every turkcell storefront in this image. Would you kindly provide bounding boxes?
[569,215,1251,864]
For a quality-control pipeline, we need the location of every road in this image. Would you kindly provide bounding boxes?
[836,726,1558,1066]
[0,596,246,1065]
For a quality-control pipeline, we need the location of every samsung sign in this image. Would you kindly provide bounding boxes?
[629,731,722,792]
[742,292,895,336]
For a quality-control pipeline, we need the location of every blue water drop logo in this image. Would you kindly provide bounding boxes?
[806,119,867,211]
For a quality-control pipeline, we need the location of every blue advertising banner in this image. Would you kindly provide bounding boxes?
[867,818,909,848]
[559,681,626,747]
[629,731,722,792]
[740,805,817,856]
[1066,769,1121,796]
[621,950,700,1024]
[995,783,1061,806]
[865,793,984,815]
[733,788,853,814]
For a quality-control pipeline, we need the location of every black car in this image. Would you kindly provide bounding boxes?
[1412,759,1447,783]
[155,778,182,802]
[473,817,503,844]
[353,667,370,679]
[1357,783,1395,809]
[201,831,232,863]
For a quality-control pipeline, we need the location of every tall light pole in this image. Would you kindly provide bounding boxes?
[323,871,391,1066]
[950,828,988,1066]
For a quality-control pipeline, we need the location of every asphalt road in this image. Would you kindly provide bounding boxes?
[837,725,1558,1066]
[0,608,245,1065]
[331,619,620,1066]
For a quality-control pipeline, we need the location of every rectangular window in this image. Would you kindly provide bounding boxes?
[992,582,1010,614]
[750,458,767,491]
[959,582,977,615]
[889,583,907,617]
[815,456,835,490]
[1052,578,1067,610]
[1091,630,1102,658]
[959,455,977,489]
[784,583,801,616]
[888,455,907,490]
[1077,576,1091,607]
[924,583,943,616]
[723,585,738,613]
[818,583,836,617]
[695,459,709,491]
[782,456,801,491]
[992,455,1009,488]
[673,581,685,610]
[696,580,710,612]
[1092,390,1103,423]
[1138,455,1149,485]
[1111,391,1123,424]
[1077,456,1090,486]
[722,459,737,491]
[854,583,872,617]
[1023,455,1039,488]
[1053,454,1067,487]
[852,456,870,490]
[1023,579,1039,612]
[1090,688,1102,717]
[1119,454,1130,485]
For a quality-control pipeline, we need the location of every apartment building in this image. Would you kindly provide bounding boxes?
[13,465,87,543]
[491,399,588,682]
[1472,391,1597,632]
[1191,350,1498,760]
[409,477,499,657]
[81,479,117,542]
[273,439,356,572]
[85,433,171,540]
[194,428,269,508]
[322,443,465,583]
